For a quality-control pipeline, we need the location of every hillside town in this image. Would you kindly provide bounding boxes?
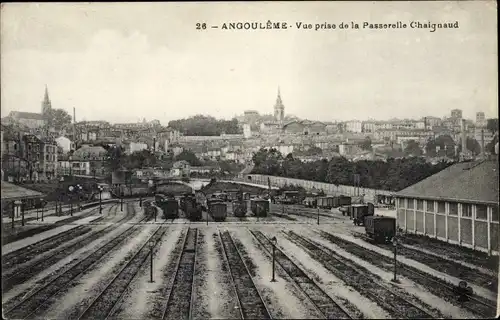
[1,86,498,183]
[1,3,498,319]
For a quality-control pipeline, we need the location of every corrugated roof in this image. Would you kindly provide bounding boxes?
[1,181,45,201]
[395,160,499,205]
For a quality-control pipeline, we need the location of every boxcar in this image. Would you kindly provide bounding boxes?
[338,195,352,207]
[162,199,179,219]
[183,196,202,221]
[209,201,228,221]
[365,215,396,243]
[318,197,335,209]
[232,200,248,217]
[250,199,269,217]
[349,204,374,225]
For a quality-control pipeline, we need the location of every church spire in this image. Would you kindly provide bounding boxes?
[274,86,285,122]
[276,86,282,104]
[42,85,52,115]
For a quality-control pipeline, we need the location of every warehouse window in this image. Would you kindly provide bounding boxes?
[448,202,458,215]
[491,206,499,222]
[426,200,435,212]
[398,198,406,208]
[416,200,424,211]
[461,204,472,218]
[437,201,446,213]
[476,204,487,220]
[407,199,414,209]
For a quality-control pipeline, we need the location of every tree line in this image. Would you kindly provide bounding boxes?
[168,115,242,136]
[250,148,455,192]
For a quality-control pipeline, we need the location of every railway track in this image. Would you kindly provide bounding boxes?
[285,231,438,319]
[218,229,272,319]
[2,205,109,245]
[2,203,143,293]
[249,230,354,319]
[3,224,142,319]
[161,227,198,320]
[401,234,499,273]
[270,206,332,220]
[2,225,92,270]
[352,231,498,291]
[78,225,169,320]
[318,230,497,318]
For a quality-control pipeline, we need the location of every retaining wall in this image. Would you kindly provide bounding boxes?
[235,174,394,202]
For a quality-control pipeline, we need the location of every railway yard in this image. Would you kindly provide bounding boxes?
[2,199,499,319]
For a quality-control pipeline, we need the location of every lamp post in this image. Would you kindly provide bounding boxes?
[21,200,25,227]
[139,193,143,207]
[271,236,277,282]
[120,188,123,212]
[317,205,320,225]
[391,236,400,283]
[68,185,74,216]
[150,239,155,283]
[57,176,65,215]
[40,198,45,222]
[76,184,82,211]
[98,185,103,214]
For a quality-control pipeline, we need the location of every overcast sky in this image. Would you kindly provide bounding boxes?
[1,1,497,124]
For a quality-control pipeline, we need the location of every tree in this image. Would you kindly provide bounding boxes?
[174,150,202,166]
[104,145,126,172]
[168,115,242,136]
[457,137,482,156]
[486,118,498,134]
[425,135,455,157]
[46,108,72,131]
[486,134,499,154]
[359,137,372,151]
[404,140,423,156]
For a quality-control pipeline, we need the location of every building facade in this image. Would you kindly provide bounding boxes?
[395,160,499,255]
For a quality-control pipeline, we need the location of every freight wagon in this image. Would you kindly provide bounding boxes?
[250,199,269,217]
[182,195,202,221]
[232,200,248,217]
[317,197,335,209]
[338,195,352,206]
[208,201,228,221]
[155,194,179,219]
[364,215,396,243]
[349,203,374,225]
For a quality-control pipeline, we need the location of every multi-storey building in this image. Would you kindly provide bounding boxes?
[362,121,376,133]
[344,120,363,133]
[451,109,463,121]
[40,138,58,180]
[476,112,486,128]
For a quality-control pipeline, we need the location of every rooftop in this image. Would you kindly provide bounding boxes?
[1,181,45,201]
[9,111,44,121]
[395,160,499,205]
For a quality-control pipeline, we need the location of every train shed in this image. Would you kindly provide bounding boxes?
[1,181,46,228]
[394,159,499,255]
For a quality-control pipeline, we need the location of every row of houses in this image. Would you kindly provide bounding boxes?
[1,126,59,182]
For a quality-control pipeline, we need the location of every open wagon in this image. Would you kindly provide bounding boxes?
[250,199,269,217]
[209,201,227,221]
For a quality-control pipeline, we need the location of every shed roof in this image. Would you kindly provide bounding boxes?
[1,181,45,201]
[395,160,499,205]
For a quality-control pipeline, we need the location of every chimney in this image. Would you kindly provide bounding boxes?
[461,119,467,157]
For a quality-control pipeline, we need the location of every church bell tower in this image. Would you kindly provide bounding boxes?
[273,87,285,123]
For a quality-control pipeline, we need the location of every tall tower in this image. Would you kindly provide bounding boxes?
[41,85,52,115]
[273,87,285,123]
